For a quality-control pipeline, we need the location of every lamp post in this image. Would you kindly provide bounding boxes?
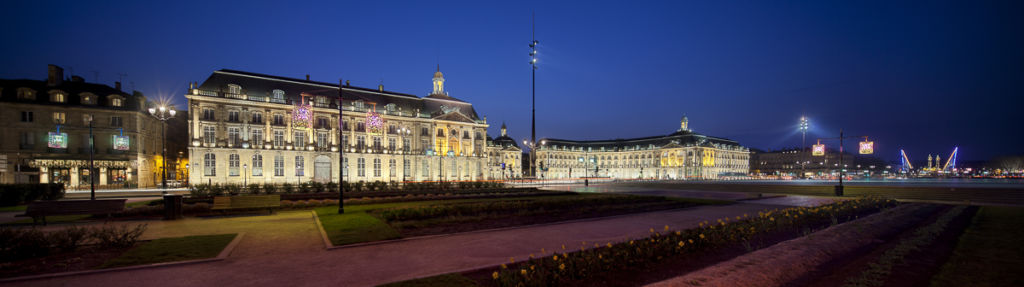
[400,127,411,182]
[799,116,809,178]
[338,78,345,214]
[529,14,539,178]
[83,114,95,200]
[243,163,248,186]
[148,105,176,190]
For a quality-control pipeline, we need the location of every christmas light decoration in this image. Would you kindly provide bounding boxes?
[366,111,384,135]
[48,132,67,149]
[812,141,825,156]
[859,140,874,155]
[113,135,130,151]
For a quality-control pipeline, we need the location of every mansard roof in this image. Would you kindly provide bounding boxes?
[540,129,746,152]
[196,69,481,121]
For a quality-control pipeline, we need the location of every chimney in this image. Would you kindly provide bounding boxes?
[115,81,122,91]
[47,64,64,86]
[378,84,383,92]
[305,74,310,81]
[345,80,350,86]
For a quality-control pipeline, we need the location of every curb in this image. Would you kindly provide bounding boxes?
[311,210,334,249]
[0,232,245,283]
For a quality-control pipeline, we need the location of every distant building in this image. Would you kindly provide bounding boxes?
[185,67,495,185]
[0,65,176,189]
[536,116,750,180]
[484,123,522,179]
[748,147,889,177]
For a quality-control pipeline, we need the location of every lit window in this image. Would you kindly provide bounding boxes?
[227,84,242,94]
[204,153,216,176]
[50,92,65,103]
[53,112,66,124]
[111,98,123,107]
[229,154,240,176]
[252,154,263,176]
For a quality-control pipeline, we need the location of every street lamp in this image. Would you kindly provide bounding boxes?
[799,116,809,178]
[400,127,411,182]
[83,114,96,200]
[148,105,176,190]
[243,163,248,186]
[529,14,539,179]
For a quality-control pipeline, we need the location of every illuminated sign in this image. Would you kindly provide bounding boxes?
[366,111,384,135]
[48,132,68,149]
[292,104,313,130]
[113,135,130,151]
[859,141,874,154]
[812,144,825,156]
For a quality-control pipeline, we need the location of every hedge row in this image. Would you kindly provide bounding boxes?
[0,184,65,207]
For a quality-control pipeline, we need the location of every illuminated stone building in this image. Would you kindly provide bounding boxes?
[0,65,168,188]
[535,117,750,180]
[485,123,522,179]
[185,68,493,185]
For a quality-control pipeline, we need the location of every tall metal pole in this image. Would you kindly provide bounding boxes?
[338,79,345,214]
[161,120,167,189]
[529,13,538,178]
[89,117,95,200]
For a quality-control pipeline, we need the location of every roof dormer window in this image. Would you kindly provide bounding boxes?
[49,90,66,103]
[271,89,285,103]
[17,88,36,100]
[227,84,242,94]
[80,93,97,105]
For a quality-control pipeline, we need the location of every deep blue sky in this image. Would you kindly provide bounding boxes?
[2,1,1021,161]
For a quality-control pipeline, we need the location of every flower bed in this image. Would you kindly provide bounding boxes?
[487,197,898,287]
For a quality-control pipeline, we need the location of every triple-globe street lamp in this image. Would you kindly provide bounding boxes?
[148,105,176,189]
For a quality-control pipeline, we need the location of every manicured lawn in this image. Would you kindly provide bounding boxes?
[316,194,724,246]
[379,274,479,287]
[930,206,1024,287]
[0,205,27,212]
[126,200,158,208]
[100,234,237,269]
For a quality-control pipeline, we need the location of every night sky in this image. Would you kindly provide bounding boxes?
[2,1,1021,161]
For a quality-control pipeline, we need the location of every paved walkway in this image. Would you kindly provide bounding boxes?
[5,200,809,287]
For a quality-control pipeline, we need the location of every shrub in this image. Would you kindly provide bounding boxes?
[226,184,241,196]
[189,184,209,198]
[263,183,277,194]
[248,183,262,195]
[0,183,66,206]
[282,183,294,194]
[50,226,90,252]
[310,181,324,193]
[340,181,351,192]
[352,181,364,192]
[325,182,338,193]
[299,182,311,193]
[92,224,147,249]
[0,227,50,261]
[209,184,225,196]
[389,181,400,191]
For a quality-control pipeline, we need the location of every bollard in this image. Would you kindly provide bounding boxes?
[834,185,844,197]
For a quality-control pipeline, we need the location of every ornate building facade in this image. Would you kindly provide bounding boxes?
[485,123,523,179]
[535,117,750,180]
[0,65,169,188]
[186,68,496,185]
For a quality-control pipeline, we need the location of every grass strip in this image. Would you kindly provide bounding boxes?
[99,234,237,269]
[11,214,92,224]
[841,206,966,287]
[930,206,1024,287]
[0,205,27,212]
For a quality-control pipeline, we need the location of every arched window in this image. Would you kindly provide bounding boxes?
[204,153,216,176]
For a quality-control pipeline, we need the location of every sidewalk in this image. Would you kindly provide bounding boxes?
[3,201,800,287]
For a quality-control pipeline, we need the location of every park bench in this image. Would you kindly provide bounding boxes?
[211,195,280,214]
[16,199,127,225]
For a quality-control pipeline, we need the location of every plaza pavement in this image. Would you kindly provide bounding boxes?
[4,192,832,287]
